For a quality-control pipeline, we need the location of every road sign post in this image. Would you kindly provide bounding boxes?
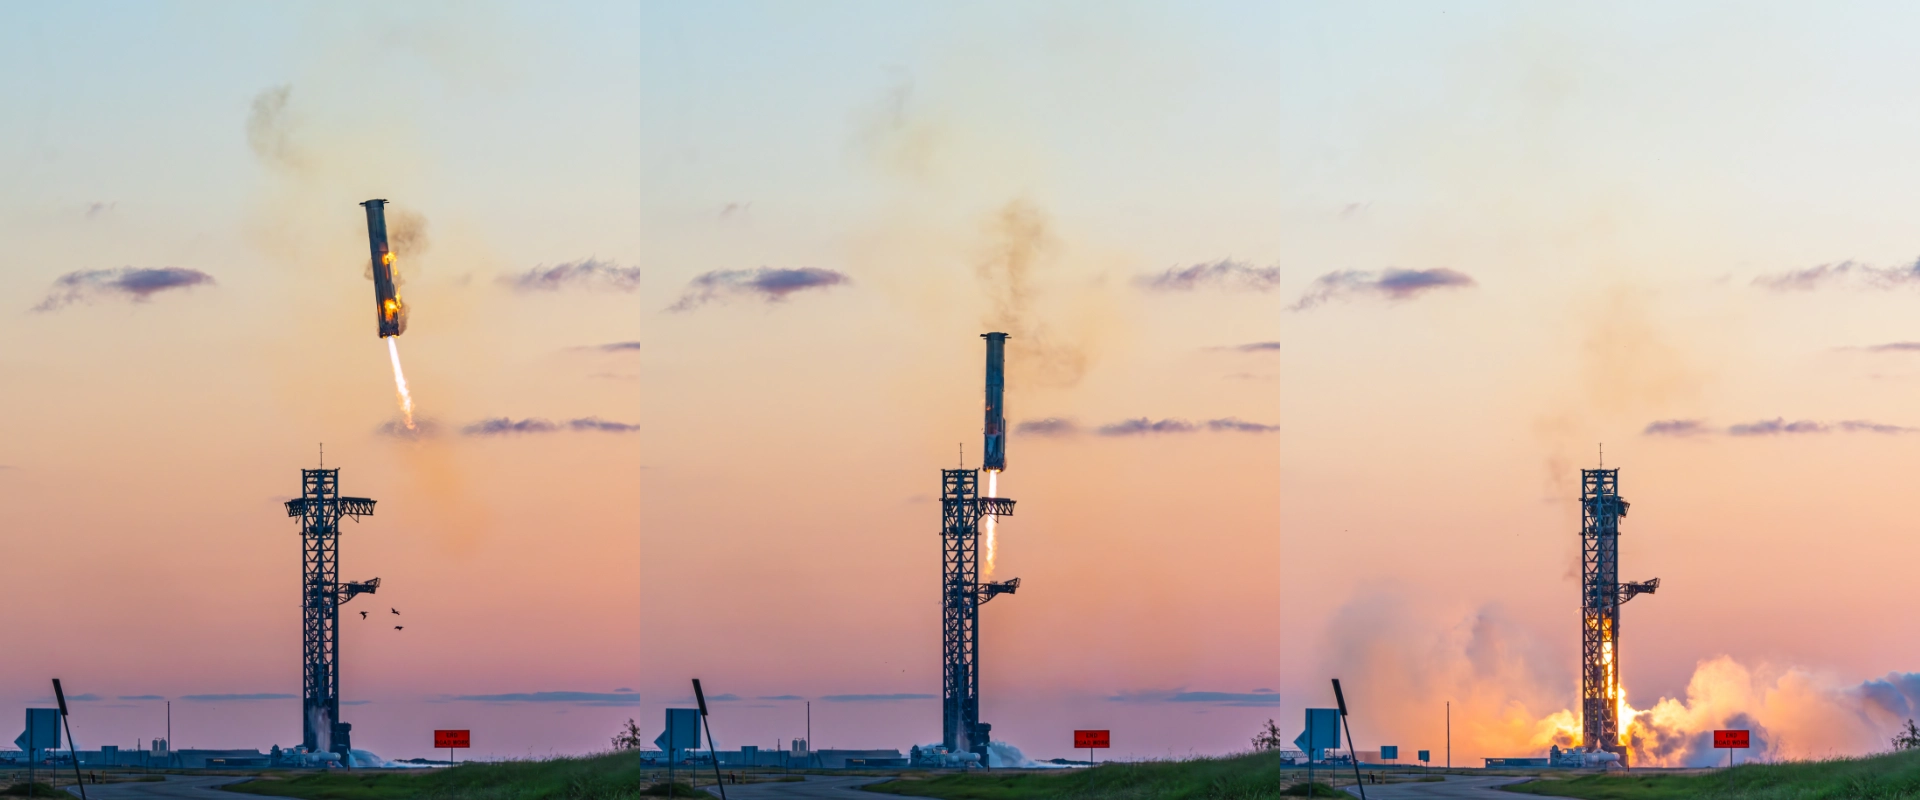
[1715,729,1749,788]
[434,730,470,765]
[1074,730,1109,791]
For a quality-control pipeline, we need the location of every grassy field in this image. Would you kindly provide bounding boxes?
[1508,748,1920,800]
[227,752,655,800]
[865,752,1286,800]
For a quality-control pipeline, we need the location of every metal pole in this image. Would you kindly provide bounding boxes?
[1446,701,1450,770]
[55,680,87,800]
[1332,680,1366,800]
[693,680,727,800]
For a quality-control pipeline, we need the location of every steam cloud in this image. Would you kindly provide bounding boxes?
[666,267,850,312]
[501,259,642,293]
[1211,341,1281,352]
[1135,259,1282,293]
[1753,258,1920,291]
[461,417,639,436]
[34,267,216,311]
[1292,268,1476,311]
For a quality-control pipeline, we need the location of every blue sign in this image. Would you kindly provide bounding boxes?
[1291,708,1340,760]
[1381,745,1399,760]
[652,708,701,755]
[13,709,59,754]
[1418,749,1431,763]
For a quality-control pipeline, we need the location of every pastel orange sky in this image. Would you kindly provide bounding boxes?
[16,0,1920,770]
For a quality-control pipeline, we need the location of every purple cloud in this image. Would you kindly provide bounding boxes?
[461,417,638,436]
[34,267,215,311]
[1210,341,1281,353]
[1134,259,1281,293]
[667,267,850,312]
[1728,418,1830,436]
[1015,418,1079,437]
[500,259,641,293]
[1643,419,1712,437]
[1291,268,1475,311]
[1752,259,1920,292]
[1205,418,1280,433]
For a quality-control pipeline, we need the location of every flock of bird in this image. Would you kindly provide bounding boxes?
[358,607,402,630]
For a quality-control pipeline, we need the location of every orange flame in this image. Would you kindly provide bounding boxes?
[982,469,1000,577]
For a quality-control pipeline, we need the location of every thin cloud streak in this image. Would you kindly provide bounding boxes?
[450,691,641,706]
[181,693,296,702]
[1134,259,1281,293]
[462,417,639,436]
[34,267,216,311]
[499,259,641,293]
[1645,418,1917,436]
[1291,267,1475,311]
[1107,689,1281,707]
[1753,258,1920,292]
[667,267,851,312]
[820,693,936,702]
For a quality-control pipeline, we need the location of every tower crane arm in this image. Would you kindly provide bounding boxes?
[1620,577,1659,603]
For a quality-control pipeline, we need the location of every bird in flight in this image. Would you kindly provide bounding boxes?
[394,626,404,631]
[360,611,368,619]
[391,608,400,615]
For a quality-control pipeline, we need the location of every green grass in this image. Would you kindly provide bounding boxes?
[226,751,649,800]
[863,752,1284,800]
[1505,748,1920,800]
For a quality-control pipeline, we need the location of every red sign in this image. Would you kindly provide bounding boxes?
[434,730,471,749]
[1074,730,1110,749]
[1713,730,1749,749]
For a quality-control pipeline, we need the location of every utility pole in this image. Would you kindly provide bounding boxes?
[1446,701,1450,770]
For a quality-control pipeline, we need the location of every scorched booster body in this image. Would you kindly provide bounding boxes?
[361,199,404,338]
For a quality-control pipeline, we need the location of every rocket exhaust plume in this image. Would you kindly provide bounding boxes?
[364,199,415,428]
[386,337,415,430]
[981,332,1008,576]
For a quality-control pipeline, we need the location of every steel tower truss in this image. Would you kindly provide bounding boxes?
[285,468,380,759]
[940,468,1018,761]
[1579,468,1657,761]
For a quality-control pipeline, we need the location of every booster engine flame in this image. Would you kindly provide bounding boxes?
[386,336,415,430]
[982,469,1000,577]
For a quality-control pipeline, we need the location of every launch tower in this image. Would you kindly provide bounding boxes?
[1579,467,1658,762]
[285,466,381,759]
[940,333,1020,762]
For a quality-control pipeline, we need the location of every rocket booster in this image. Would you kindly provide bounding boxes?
[361,199,404,338]
[982,332,1008,472]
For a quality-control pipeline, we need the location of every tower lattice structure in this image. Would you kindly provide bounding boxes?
[1579,467,1658,761]
[940,468,1017,761]
[285,468,380,759]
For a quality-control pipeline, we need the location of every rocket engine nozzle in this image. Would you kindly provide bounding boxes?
[361,199,404,338]
[982,332,1008,472]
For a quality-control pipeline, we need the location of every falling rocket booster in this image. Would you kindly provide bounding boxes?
[361,199,404,338]
[982,332,1008,472]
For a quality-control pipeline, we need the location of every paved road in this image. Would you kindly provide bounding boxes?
[703,776,892,798]
[1343,775,1532,798]
[63,776,246,798]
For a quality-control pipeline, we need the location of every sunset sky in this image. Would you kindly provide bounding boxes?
[6,0,1920,768]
